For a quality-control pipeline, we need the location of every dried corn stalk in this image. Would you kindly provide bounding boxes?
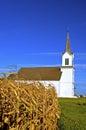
[0,78,61,130]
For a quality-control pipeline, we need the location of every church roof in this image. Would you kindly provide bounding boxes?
[63,32,73,55]
[8,67,62,81]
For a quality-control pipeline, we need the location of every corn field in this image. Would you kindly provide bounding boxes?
[0,78,61,130]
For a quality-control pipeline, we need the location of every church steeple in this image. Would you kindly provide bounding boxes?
[63,32,73,55]
[62,32,74,67]
[60,32,75,97]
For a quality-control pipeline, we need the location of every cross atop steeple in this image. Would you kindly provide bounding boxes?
[63,32,73,55]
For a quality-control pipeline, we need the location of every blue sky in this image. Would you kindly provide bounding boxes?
[0,0,86,94]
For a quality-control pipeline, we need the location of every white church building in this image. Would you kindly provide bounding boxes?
[9,32,75,97]
[59,32,74,97]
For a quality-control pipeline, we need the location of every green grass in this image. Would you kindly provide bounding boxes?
[57,98,86,130]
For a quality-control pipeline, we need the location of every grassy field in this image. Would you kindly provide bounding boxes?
[57,97,86,130]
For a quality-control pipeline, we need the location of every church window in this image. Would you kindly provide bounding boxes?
[65,58,69,65]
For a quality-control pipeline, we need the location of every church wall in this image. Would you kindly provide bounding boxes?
[15,80,60,97]
[59,82,74,97]
[59,67,74,97]
[60,68,74,83]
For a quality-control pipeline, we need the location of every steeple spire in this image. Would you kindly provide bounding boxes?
[64,32,73,55]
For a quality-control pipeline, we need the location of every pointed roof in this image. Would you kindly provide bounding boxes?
[63,32,73,55]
